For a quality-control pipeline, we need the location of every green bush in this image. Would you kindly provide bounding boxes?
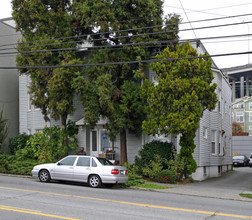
[166,150,187,182]
[142,155,163,179]
[155,169,176,184]
[9,133,31,155]
[0,154,38,175]
[123,162,145,187]
[16,123,78,163]
[135,140,175,174]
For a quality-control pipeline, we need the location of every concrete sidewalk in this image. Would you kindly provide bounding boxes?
[134,168,252,202]
[135,182,252,202]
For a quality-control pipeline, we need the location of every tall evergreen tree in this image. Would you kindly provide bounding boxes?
[12,0,82,129]
[73,0,180,163]
[141,42,217,177]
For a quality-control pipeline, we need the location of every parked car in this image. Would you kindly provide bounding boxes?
[249,153,252,167]
[232,155,249,167]
[31,155,128,188]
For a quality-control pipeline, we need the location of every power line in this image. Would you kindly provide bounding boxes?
[1,20,252,55]
[1,12,252,49]
[179,0,197,39]
[1,32,252,56]
[1,50,252,69]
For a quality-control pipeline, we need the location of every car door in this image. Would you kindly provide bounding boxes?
[73,157,91,182]
[53,156,77,180]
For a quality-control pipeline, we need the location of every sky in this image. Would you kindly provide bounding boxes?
[1,0,252,69]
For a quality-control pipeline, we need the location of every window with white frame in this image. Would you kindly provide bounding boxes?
[229,137,232,157]
[249,126,252,130]
[218,132,222,155]
[203,127,208,139]
[249,102,252,110]
[250,112,252,122]
[28,94,31,111]
[236,112,244,122]
[211,130,216,154]
[233,103,244,109]
[218,90,221,113]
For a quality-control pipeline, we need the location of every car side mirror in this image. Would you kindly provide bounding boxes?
[57,162,61,166]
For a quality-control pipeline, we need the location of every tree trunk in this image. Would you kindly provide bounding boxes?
[120,129,127,164]
[61,114,68,146]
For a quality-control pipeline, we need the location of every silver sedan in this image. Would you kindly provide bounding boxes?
[31,155,128,188]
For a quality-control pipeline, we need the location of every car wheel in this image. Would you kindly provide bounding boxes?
[88,175,101,188]
[39,170,51,183]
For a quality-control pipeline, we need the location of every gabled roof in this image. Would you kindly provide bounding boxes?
[233,96,252,105]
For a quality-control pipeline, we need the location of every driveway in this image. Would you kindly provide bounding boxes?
[145,167,252,201]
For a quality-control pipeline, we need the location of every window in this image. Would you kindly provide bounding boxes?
[218,132,222,155]
[211,131,216,154]
[236,112,244,122]
[233,103,244,109]
[92,158,97,167]
[92,131,97,151]
[58,156,77,166]
[101,130,109,152]
[249,126,252,130]
[76,157,90,167]
[249,102,252,110]
[203,127,207,139]
[250,112,252,122]
[28,94,31,111]
[218,91,221,113]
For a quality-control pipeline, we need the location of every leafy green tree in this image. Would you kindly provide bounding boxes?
[141,42,217,177]
[0,108,8,149]
[73,0,180,163]
[12,0,82,129]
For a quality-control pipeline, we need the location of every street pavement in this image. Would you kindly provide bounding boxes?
[135,167,252,202]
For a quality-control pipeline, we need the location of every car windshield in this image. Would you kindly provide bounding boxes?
[233,156,245,160]
[96,157,113,166]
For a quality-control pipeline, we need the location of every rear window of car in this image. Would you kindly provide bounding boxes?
[96,157,113,166]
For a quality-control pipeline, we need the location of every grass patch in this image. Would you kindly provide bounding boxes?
[240,194,252,199]
[136,183,172,189]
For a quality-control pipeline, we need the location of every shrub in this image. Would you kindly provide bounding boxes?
[135,140,175,174]
[123,162,145,187]
[0,108,8,149]
[166,150,187,182]
[16,123,78,162]
[155,170,176,184]
[0,154,38,175]
[142,155,164,179]
[9,133,31,155]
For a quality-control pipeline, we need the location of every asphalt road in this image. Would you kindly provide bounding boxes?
[0,168,251,220]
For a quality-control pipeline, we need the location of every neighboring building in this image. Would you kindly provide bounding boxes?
[0,18,20,152]
[19,41,232,181]
[222,64,252,101]
[232,96,252,136]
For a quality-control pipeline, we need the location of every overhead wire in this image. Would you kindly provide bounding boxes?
[0,50,252,69]
[0,20,252,56]
[0,32,252,56]
[1,12,252,49]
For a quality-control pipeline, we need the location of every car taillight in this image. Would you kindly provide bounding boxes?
[125,170,127,175]
[111,169,119,174]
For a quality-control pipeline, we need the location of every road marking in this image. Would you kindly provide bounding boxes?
[0,186,252,219]
[0,205,80,220]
